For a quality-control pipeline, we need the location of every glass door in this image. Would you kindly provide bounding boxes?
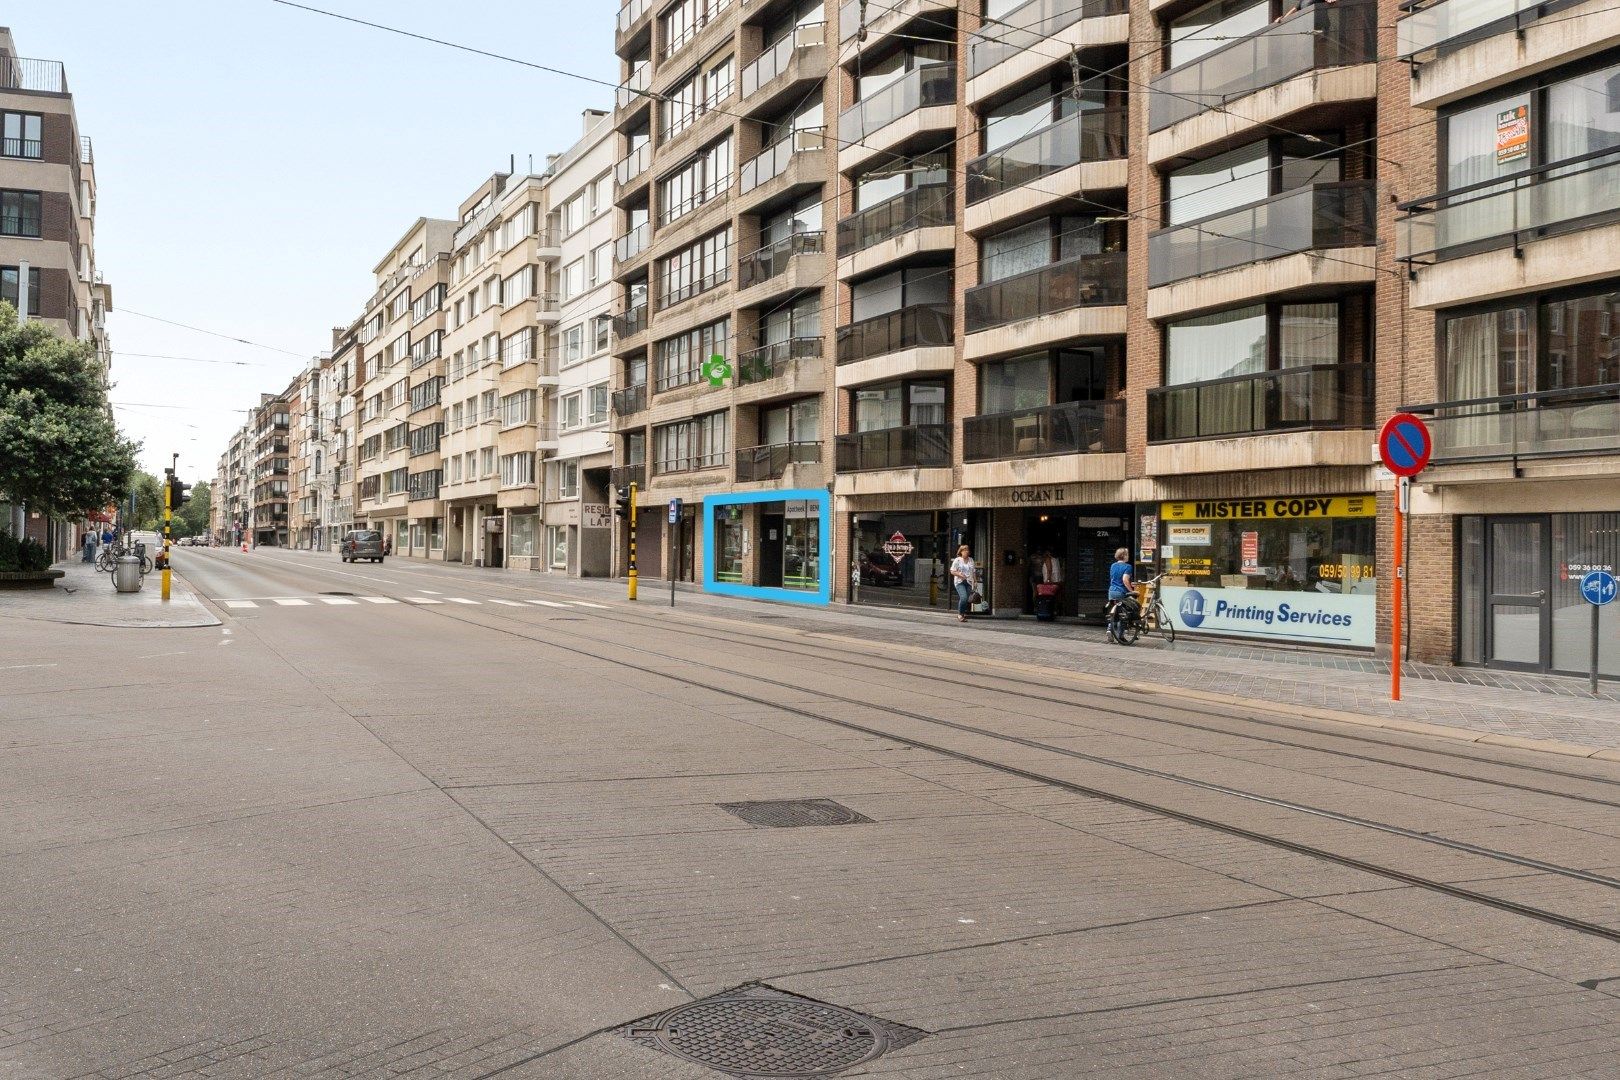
[1486,516,1550,670]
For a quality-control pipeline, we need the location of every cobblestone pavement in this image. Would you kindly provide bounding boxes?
[6,547,1620,1078]
[0,559,217,628]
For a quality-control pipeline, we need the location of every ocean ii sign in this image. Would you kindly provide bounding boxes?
[1164,586,1374,648]
[1009,486,1068,505]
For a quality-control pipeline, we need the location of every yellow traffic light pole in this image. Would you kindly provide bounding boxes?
[160,471,172,601]
[628,482,638,601]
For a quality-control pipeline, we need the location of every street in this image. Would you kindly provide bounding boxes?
[5,549,1620,1078]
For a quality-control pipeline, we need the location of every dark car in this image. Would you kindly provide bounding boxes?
[341,529,385,563]
[859,553,904,587]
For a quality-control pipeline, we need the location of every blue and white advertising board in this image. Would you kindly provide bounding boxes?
[1161,586,1376,649]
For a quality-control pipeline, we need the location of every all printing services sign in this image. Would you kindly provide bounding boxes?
[1162,586,1375,648]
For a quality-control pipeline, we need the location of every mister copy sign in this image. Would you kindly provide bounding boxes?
[1161,586,1375,648]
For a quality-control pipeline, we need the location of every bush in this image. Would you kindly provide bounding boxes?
[0,530,16,572]
[0,532,51,572]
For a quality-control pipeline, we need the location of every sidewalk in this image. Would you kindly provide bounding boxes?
[0,559,218,628]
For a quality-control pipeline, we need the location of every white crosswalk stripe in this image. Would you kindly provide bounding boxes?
[405,597,442,604]
[272,598,310,607]
[360,596,398,604]
[487,599,525,607]
[527,600,568,608]
[319,597,358,605]
[223,600,257,609]
[444,597,480,605]
[569,601,608,609]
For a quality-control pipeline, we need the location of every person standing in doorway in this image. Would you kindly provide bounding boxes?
[950,544,979,623]
[1106,547,1135,642]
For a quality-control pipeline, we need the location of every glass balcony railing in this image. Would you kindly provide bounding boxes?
[836,303,953,365]
[1405,384,1620,464]
[617,0,650,36]
[739,337,823,384]
[742,23,826,99]
[740,128,825,193]
[613,303,648,339]
[735,441,822,482]
[966,108,1126,204]
[615,222,650,263]
[1149,0,1376,132]
[965,252,1126,332]
[836,183,953,254]
[617,64,651,110]
[1148,181,1376,287]
[616,143,650,186]
[963,400,1125,462]
[739,232,825,289]
[1398,152,1620,264]
[612,383,647,417]
[969,0,1126,77]
[840,63,957,145]
[835,425,950,471]
[1397,0,1541,57]
[1147,364,1374,443]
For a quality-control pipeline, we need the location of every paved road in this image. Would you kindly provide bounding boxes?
[5,548,1620,1078]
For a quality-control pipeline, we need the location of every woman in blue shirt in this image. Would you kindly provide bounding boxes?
[1106,547,1135,642]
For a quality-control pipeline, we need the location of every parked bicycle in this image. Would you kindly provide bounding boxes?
[95,541,153,575]
[1106,574,1175,646]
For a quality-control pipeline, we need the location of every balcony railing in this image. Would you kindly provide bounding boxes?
[653,450,728,476]
[837,304,953,364]
[739,231,825,289]
[0,137,41,159]
[1404,384,1620,464]
[616,222,650,263]
[614,303,648,339]
[1149,0,1376,132]
[740,127,825,194]
[618,64,651,110]
[963,400,1126,462]
[616,143,651,186]
[968,0,1126,76]
[836,183,953,254]
[618,0,650,35]
[610,463,646,492]
[735,441,822,482]
[0,56,67,94]
[1148,181,1376,287]
[966,108,1127,204]
[840,63,957,144]
[1397,0,1543,57]
[835,425,950,471]
[742,23,826,99]
[965,252,1126,332]
[739,337,823,384]
[1147,364,1374,443]
[1397,151,1620,264]
[613,383,648,416]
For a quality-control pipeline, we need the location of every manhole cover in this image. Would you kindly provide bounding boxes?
[623,984,924,1077]
[718,799,872,829]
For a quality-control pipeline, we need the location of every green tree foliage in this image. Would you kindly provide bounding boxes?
[0,304,138,517]
[131,471,164,529]
[174,480,211,536]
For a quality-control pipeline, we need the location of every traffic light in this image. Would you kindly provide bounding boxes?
[168,474,192,508]
[613,485,630,518]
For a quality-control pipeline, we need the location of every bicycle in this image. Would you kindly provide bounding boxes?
[1107,574,1175,646]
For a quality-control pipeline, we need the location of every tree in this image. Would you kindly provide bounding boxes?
[0,304,138,520]
[131,471,164,529]
[175,480,211,536]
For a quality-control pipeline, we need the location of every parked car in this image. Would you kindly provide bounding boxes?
[340,529,385,563]
[859,553,904,587]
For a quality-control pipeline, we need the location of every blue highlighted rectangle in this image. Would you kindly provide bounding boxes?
[702,489,832,606]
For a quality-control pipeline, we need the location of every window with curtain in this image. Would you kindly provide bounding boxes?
[1165,305,1268,384]
[979,355,1052,414]
[1168,0,1270,69]
[1167,142,1269,224]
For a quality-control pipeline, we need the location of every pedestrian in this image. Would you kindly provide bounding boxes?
[384,535,393,556]
[1106,547,1136,642]
[82,530,96,562]
[950,543,980,623]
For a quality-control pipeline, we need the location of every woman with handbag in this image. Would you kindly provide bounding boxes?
[950,544,980,623]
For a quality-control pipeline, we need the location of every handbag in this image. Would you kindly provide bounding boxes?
[968,590,983,605]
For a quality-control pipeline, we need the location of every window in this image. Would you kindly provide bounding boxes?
[588,383,610,424]
[503,265,535,304]
[500,451,536,486]
[384,468,409,496]
[388,289,410,322]
[409,377,443,412]
[408,423,442,456]
[654,410,729,472]
[501,389,536,428]
[484,276,502,308]
[411,284,444,322]
[500,328,535,368]
[500,204,536,249]
[481,390,498,419]
[0,191,41,237]
[560,393,583,430]
[388,334,412,367]
[1164,302,1343,386]
[1168,0,1270,69]
[0,266,41,316]
[594,314,613,353]
[1,113,42,159]
[562,192,587,236]
[547,525,569,569]
[1166,137,1340,225]
[561,323,586,365]
[591,175,612,216]
[1440,284,1620,405]
[386,380,409,409]
[659,137,733,224]
[657,227,731,306]
[593,242,614,285]
[411,331,442,367]
[509,514,539,558]
[854,380,947,431]
[360,434,382,461]
[385,423,410,452]
[979,215,1115,283]
[760,396,820,444]
[656,317,729,390]
[561,259,586,300]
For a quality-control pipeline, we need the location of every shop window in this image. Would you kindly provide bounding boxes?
[508,514,539,558]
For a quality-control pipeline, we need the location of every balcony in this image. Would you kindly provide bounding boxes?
[1148,181,1377,288]
[838,63,956,162]
[1147,364,1373,443]
[612,383,648,417]
[617,64,651,112]
[969,0,1125,79]
[617,0,651,45]
[965,252,1125,333]
[739,232,826,290]
[836,304,953,365]
[966,108,1126,205]
[653,450,728,476]
[738,337,824,392]
[615,223,650,264]
[835,425,950,471]
[610,463,646,492]
[1398,0,1620,107]
[614,303,648,340]
[839,0,957,46]
[1404,385,1620,468]
[740,128,826,195]
[1148,0,1376,134]
[735,441,822,482]
[963,399,1125,461]
[837,183,953,256]
[0,56,67,94]
[740,23,827,112]
[616,143,650,187]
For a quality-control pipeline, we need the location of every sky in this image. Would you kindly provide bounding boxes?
[19,1,618,484]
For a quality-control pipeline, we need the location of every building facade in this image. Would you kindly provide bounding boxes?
[250,389,291,547]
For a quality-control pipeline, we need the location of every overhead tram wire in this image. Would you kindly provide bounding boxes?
[117,308,311,357]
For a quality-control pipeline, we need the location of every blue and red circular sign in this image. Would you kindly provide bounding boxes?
[1378,413,1432,478]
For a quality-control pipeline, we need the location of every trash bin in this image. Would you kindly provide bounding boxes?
[1034,582,1059,622]
[113,555,143,593]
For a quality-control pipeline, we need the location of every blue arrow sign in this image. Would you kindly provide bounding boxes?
[1580,570,1617,607]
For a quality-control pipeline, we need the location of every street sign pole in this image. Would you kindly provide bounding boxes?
[668,499,683,608]
[672,514,679,608]
[1593,602,1601,699]
[1391,477,1406,702]
[1579,570,1616,697]
[1378,412,1433,703]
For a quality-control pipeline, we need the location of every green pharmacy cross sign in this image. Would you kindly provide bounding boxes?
[701,353,732,388]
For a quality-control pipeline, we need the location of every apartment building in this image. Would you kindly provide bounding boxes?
[288,352,350,550]
[353,218,455,557]
[611,0,839,600]
[325,326,359,549]
[1392,0,1619,678]
[250,388,292,547]
[212,422,251,544]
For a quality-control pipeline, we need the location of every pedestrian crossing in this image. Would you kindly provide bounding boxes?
[217,594,612,612]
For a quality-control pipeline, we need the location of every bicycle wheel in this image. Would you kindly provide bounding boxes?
[1151,602,1175,644]
[139,555,153,575]
[1114,614,1141,646]
[96,552,112,572]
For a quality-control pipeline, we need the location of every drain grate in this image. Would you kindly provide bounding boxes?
[623,984,924,1077]
[718,798,872,829]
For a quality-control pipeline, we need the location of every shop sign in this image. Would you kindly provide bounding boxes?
[582,503,610,529]
[1170,557,1213,574]
[785,500,811,517]
[882,531,913,560]
[1240,531,1260,574]
[1161,496,1374,521]
[1166,523,1211,546]
[1009,486,1068,505]
[1496,105,1530,165]
[1163,586,1375,648]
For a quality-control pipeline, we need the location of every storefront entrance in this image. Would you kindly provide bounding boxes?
[1023,507,1133,621]
[853,511,987,611]
[1459,512,1618,678]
